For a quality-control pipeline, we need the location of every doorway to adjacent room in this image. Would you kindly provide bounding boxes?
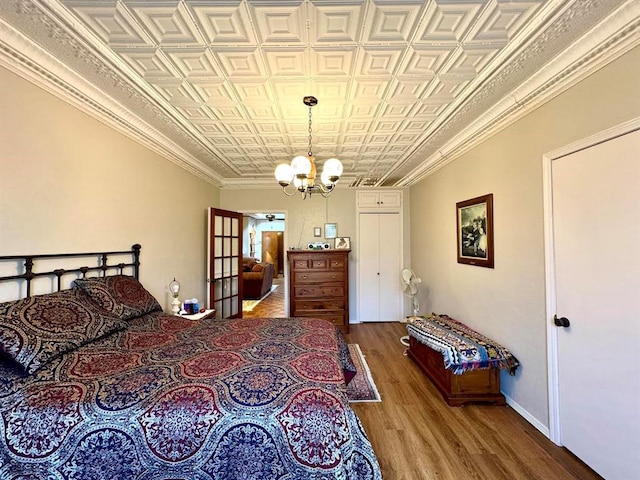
[242,211,287,316]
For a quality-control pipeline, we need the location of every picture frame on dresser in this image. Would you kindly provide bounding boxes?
[335,237,350,250]
[456,193,494,268]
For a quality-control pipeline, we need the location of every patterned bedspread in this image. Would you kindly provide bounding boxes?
[407,314,519,375]
[0,314,381,479]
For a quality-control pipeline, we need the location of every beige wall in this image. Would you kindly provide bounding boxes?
[221,188,357,316]
[409,46,640,428]
[0,66,220,307]
[220,187,412,319]
[221,187,358,250]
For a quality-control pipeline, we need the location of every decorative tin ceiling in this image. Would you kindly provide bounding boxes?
[0,0,638,187]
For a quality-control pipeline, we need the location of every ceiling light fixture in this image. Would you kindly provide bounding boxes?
[275,96,343,199]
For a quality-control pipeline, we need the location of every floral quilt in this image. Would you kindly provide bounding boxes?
[0,314,381,480]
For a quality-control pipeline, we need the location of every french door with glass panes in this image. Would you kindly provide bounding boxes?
[207,208,242,319]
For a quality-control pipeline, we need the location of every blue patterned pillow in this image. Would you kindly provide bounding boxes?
[0,289,127,374]
[74,275,162,321]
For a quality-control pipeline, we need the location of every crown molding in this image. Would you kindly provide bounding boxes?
[1,1,637,190]
[0,17,225,187]
[399,0,640,187]
[222,178,280,190]
[222,175,359,190]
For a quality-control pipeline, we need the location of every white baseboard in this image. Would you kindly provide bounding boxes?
[504,393,550,439]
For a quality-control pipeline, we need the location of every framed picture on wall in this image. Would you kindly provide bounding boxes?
[324,223,337,239]
[334,237,350,250]
[313,227,321,237]
[456,193,494,268]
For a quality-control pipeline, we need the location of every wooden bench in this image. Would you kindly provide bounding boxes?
[406,314,519,407]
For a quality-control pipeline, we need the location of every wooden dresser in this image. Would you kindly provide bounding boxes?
[287,249,350,333]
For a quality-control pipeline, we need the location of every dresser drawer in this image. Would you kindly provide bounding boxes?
[292,259,311,269]
[309,257,347,269]
[294,285,344,298]
[292,257,347,270]
[293,271,344,284]
[294,311,345,327]
[327,257,347,269]
[295,299,345,311]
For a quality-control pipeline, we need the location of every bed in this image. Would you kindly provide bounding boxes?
[406,313,519,406]
[0,245,381,479]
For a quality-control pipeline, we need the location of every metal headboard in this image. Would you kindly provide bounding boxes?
[0,244,141,298]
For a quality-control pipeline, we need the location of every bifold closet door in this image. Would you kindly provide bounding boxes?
[358,212,402,322]
[358,214,379,322]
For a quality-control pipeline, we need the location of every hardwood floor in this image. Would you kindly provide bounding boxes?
[242,277,285,318]
[243,288,601,479]
[345,322,602,480]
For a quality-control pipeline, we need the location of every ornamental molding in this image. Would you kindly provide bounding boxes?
[0,12,225,187]
[397,0,640,186]
[0,0,638,188]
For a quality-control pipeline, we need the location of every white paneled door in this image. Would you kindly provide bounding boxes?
[551,128,640,479]
[357,212,402,322]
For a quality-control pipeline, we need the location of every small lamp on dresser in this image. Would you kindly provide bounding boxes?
[169,278,181,315]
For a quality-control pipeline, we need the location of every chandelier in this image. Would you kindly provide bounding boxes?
[274,96,343,199]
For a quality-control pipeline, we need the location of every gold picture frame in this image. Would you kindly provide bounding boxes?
[456,193,494,268]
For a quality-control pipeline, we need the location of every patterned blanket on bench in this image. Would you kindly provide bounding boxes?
[407,314,519,375]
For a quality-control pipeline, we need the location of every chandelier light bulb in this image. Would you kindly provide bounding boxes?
[323,158,343,178]
[291,155,312,177]
[275,163,293,185]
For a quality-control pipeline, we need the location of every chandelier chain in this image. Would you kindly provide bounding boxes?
[307,105,313,156]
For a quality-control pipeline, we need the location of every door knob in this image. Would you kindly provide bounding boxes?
[553,314,570,327]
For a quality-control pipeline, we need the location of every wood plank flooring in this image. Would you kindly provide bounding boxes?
[346,322,602,480]
[243,284,601,479]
